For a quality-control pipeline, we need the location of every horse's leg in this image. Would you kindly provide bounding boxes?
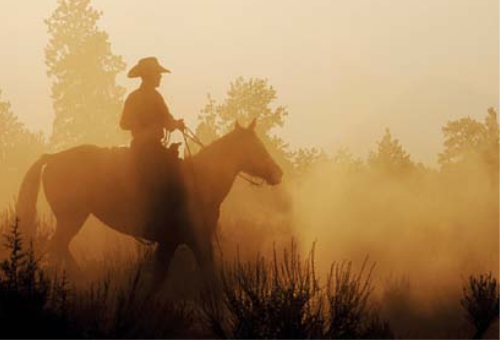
[48,212,88,278]
[150,241,178,292]
[191,240,216,282]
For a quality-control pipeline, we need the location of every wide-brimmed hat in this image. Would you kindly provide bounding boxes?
[127,57,170,78]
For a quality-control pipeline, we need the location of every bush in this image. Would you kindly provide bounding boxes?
[202,242,393,339]
[461,272,499,339]
[325,259,392,339]
[0,219,78,338]
[0,218,196,339]
[71,267,195,339]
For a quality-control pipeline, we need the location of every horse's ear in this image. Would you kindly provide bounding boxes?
[234,120,242,130]
[248,117,257,130]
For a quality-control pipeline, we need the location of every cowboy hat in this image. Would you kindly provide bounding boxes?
[127,57,171,78]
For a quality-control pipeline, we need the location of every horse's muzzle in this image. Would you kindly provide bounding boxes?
[267,165,283,185]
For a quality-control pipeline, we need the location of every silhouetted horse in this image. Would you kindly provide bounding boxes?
[16,119,283,283]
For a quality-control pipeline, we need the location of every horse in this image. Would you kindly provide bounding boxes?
[16,119,283,283]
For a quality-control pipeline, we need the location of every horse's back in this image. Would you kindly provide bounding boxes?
[41,144,187,240]
[42,145,136,214]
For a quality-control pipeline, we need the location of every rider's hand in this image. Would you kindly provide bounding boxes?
[176,119,185,131]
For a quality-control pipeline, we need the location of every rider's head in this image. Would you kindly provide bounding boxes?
[141,72,162,88]
[127,57,170,88]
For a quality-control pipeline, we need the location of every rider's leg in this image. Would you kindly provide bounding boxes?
[149,240,178,292]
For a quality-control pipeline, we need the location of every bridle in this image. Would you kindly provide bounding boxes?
[179,126,270,258]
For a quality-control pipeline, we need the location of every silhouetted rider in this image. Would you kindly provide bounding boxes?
[121,57,184,146]
[121,57,186,240]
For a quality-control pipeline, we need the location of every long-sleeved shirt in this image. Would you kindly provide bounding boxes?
[120,84,176,142]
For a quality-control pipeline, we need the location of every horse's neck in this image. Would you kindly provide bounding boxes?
[188,140,240,207]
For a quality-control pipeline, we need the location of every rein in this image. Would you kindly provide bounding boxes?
[182,127,265,187]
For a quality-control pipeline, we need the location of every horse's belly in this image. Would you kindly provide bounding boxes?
[43,149,147,237]
[90,185,149,238]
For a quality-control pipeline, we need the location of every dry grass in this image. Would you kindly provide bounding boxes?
[202,241,393,339]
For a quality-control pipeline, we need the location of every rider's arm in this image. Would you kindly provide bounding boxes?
[158,95,178,132]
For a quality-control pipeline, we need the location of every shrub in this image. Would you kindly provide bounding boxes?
[0,219,77,338]
[325,259,393,339]
[461,272,499,339]
[0,217,196,339]
[72,267,195,339]
[202,242,393,339]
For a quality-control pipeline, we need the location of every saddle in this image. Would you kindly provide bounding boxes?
[102,141,183,194]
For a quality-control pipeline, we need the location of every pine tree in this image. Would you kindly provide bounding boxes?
[438,108,499,176]
[0,91,24,166]
[368,128,414,175]
[0,91,45,207]
[45,0,126,149]
[0,92,44,165]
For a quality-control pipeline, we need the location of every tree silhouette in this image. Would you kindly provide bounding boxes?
[483,108,499,181]
[332,147,365,174]
[439,108,499,183]
[195,77,293,170]
[439,117,486,167]
[292,147,329,176]
[0,92,24,166]
[368,128,414,175]
[0,91,45,207]
[45,0,126,150]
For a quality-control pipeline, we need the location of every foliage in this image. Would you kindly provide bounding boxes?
[203,242,323,339]
[72,268,194,339]
[332,147,365,173]
[202,243,393,339]
[292,147,330,176]
[439,108,499,169]
[196,77,293,170]
[0,218,195,338]
[45,0,126,149]
[0,219,76,338]
[197,78,288,140]
[368,128,414,176]
[461,272,499,339]
[0,91,45,208]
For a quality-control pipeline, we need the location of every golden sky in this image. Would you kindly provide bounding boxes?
[0,0,498,165]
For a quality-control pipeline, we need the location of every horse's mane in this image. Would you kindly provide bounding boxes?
[189,130,238,162]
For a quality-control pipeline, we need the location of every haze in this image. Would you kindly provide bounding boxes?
[0,0,498,165]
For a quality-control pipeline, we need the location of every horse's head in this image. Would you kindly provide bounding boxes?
[230,119,283,185]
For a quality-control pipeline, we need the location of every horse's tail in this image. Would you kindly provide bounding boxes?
[15,153,51,240]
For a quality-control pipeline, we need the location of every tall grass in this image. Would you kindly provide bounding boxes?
[1,212,498,339]
[461,272,499,339]
[0,219,78,338]
[202,241,393,339]
[0,217,197,338]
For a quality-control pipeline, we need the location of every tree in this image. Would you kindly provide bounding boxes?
[0,91,45,207]
[195,77,293,170]
[0,91,45,172]
[45,0,126,150]
[438,117,486,167]
[0,92,24,166]
[439,108,499,176]
[292,147,329,176]
[332,147,365,173]
[483,108,499,177]
[368,128,414,175]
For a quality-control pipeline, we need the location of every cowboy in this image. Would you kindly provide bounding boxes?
[121,57,184,145]
[121,57,186,240]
